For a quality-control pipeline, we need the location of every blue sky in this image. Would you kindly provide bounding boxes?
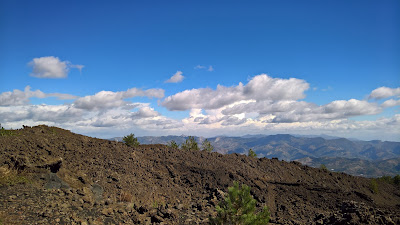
[1,0,399,141]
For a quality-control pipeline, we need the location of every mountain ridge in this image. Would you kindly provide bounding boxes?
[110,134,400,177]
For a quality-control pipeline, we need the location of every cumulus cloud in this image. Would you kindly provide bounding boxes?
[0,86,77,106]
[74,88,164,111]
[223,99,381,123]
[369,87,400,99]
[1,74,398,141]
[28,105,84,123]
[0,105,83,123]
[28,56,83,78]
[132,107,159,118]
[165,71,184,83]
[222,100,315,115]
[271,100,381,123]
[381,99,400,108]
[162,74,309,110]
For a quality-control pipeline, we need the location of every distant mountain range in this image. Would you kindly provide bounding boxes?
[110,134,400,177]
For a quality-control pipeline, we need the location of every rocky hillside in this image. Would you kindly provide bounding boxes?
[134,134,400,161]
[1,125,400,224]
[132,134,400,177]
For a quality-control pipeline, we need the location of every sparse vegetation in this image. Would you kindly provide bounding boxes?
[377,175,400,187]
[320,164,328,171]
[123,133,140,147]
[0,124,15,136]
[248,148,257,158]
[181,136,199,151]
[201,139,214,152]
[394,175,400,186]
[210,181,270,225]
[168,140,179,149]
[0,168,30,187]
[370,178,379,194]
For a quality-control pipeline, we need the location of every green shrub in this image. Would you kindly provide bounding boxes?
[201,139,214,152]
[248,148,257,158]
[210,181,270,225]
[370,178,379,194]
[0,124,15,136]
[319,164,328,171]
[378,175,392,183]
[393,175,400,186]
[123,133,140,147]
[168,140,179,149]
[0,170,30,187]
[181,136,199,151]
[377,175,400,187]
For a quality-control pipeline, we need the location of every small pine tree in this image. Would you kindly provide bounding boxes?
[319,164,328,171]
[201,139,214,152]
[168,140,179,149]
[370,178,379,194]
[210,181,270,225]
[393,175,400,186]
[181,136,199,151]
[248,148,257,158]
[123,133,140,147]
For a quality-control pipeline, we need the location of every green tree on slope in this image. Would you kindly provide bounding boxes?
[210,181,270,225]
[168,140,179,149]
[248,148,257,158]
[202,139,214,152]
[181,136,199,151]
[123,133,140,147]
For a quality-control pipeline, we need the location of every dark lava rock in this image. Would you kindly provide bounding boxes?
[0,125,399,224]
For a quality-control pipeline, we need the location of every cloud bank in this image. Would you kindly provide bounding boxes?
[162,74,309,110]
[0,76,399,141]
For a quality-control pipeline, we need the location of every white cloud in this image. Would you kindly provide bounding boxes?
[271,100,381,123]
[223,99,381,123]
[194,65,214,72]
[381,99,400,108]
[369,87,400,99]
[70,64,85,74]
[0,105,83,123]
[222,100,315,115]
[0,86,77,106]
[132,107,160,118]
[194,65,206,69]
[74,91,129,111]
[28,56,83,78]
[162,74,309,111]
[74,87,164,111]
[165,71,184,83]
[1,75,399,141]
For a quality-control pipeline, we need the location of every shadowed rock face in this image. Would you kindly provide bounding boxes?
[0,125,399,224]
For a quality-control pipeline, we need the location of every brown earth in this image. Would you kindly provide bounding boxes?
[0,125,399,224]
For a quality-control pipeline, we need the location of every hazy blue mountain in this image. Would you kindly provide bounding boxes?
[296,157,400,177]
[110,134,400,177]
[111,134,400,161]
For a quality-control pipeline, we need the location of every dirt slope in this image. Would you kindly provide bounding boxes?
[0,125,399,224]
